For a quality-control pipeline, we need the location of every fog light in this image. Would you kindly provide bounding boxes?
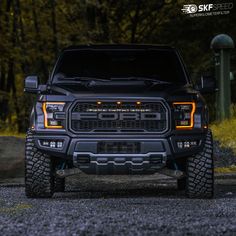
[57,141,63,148]
[40,140,64,149]
[177,141,183,149]
[50,141,56,148]
[190,141,198,146]
[42,140,50,147]
[184,141,190,148]
[177,140,198,149]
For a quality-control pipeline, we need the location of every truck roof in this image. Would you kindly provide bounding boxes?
[62,44,175,52]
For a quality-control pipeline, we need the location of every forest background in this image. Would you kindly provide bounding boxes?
[0,0,235,133]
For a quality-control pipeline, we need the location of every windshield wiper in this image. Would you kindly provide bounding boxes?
[56,76,110,82]
[110,77,172,84]
[54,76,172,85]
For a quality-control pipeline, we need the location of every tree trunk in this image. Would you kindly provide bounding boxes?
[50,0,58,58]
[130,0,141,43]
[32,0,48,81]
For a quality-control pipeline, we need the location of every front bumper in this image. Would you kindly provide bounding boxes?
[33,133,206,174]
[72,138,169,174]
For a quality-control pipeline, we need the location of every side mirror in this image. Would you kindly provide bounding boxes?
[196,75,216,94]
[24,76,39,93]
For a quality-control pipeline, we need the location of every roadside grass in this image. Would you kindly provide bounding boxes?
[0,203,32,214]
[0,132,25,138]
[215,165,236,173]
[211,117,236,173]
[211,118,236,153]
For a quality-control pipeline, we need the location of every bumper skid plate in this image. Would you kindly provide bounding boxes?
[73,152,167,174]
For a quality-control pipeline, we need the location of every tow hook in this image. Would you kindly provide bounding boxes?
[157,168,185,179]
[56,168,81,178]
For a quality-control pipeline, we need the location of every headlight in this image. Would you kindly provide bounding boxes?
[173,102,196,130]
[42,102,65,129]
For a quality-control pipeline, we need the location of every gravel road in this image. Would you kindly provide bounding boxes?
[1,136,236,235]
[0,174,236,236]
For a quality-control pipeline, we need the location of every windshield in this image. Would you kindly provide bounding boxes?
[52,49,187,84]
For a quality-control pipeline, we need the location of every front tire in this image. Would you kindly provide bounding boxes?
[186,130,214,198]
[25,130,55,198]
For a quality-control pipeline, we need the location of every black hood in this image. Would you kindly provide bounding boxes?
[46,82,200,103]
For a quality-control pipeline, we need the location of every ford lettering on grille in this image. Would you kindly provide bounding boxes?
[73,112,161,121]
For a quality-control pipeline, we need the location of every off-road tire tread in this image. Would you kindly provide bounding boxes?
[186,130,214,198]
[25,130,54,198]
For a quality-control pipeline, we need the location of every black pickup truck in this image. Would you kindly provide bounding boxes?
[24,44,214,198]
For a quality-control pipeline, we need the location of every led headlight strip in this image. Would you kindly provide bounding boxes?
[42,102,65,129]
[173,102,196,130]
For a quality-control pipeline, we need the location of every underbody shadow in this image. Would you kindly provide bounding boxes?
[53,178,236,200]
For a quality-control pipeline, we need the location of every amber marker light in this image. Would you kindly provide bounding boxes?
[97,101,102,105]
[136,101,141,105]
[173,102,196,130]
[117,101,122,105]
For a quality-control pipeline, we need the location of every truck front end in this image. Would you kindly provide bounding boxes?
[24,45,214,198]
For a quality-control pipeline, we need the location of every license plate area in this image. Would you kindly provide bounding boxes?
[97,142,140,154]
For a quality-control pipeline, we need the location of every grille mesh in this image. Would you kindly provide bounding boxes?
[70,101,167,133]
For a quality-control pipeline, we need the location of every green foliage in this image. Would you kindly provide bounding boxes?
[211,117,236,153]
[215,165,236,173]
[0,0,235,133]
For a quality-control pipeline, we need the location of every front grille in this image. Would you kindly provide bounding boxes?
[70,101,167,133]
